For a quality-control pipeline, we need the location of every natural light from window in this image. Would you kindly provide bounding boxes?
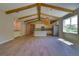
[63,15,78,34]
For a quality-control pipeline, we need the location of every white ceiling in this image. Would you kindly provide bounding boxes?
[41,6,69,17]
[0,3,33,11]
[0,3,79,21]
[20,15,37,21]
[13,7,37,18]
[48,3,79,10]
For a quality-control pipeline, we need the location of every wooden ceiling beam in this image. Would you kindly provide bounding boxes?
[37,3,41,20]
[50,20,58,24]
[24,17,45,23]
[5,3,74,15]
[25,19,39,23]
[24,18,38,22]
[5,4,37,14]
[40,3,74,13]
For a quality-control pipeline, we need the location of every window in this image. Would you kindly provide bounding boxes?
[63,15,78,34]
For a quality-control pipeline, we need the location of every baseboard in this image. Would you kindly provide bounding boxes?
[0,38,14,44]
[0,35,23,44]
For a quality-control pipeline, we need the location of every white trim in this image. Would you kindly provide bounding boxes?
[0,38,14,44]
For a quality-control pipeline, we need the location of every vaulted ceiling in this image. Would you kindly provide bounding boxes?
[0,3,79,23]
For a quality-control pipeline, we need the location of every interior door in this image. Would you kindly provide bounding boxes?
[25,23,35,35]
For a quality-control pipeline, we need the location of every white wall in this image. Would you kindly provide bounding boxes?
[0,10,26,44]
[0,11,14,44]
[20,22,26,35]
[13,21,26,38]
[35,24,46,28]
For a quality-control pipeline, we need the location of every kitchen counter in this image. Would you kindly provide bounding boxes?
[34,31,47,36]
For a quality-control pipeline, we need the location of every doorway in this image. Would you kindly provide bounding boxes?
[25,23,35,36]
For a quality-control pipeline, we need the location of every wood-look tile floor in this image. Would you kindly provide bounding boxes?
[0,36,79,56]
